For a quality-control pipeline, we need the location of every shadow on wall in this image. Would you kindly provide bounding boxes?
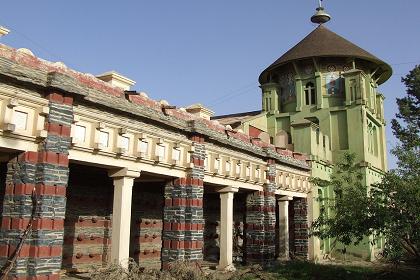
[62,164,114,272]
[130,181,164,269]
[203,191,246,264]
[0,162,7,218]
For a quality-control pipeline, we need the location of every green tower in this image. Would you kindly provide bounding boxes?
[214,3,392,260]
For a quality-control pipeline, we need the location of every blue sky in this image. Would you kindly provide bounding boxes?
[1,0,419,169]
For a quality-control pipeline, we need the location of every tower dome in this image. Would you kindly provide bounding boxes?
[259,25,392,85]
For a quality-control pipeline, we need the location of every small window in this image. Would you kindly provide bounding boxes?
[316,128,320,144]
[74,125,86,142]
[235,163,241,175]
[350,79,357,101]
[172,148,181,162]
[121,136,130,151]
[14,111,28,130]
[214,158,220,170]
[204,156,208,170]
[157,144,165,158]
[255,167,261,179]
[304,82,316,105]
[99,131,109,147]
[140,140,148,154]
[225,160,231,173]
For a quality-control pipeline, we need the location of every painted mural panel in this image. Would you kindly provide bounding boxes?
[279,72,296,102]
[324,65,344,96]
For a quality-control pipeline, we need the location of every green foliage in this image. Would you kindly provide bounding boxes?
[268,261,419,280]
[86,260,420,280]
[391,65,420,150]
[369,170,420,262]
[310,153,374,246]
[378,64,420,262]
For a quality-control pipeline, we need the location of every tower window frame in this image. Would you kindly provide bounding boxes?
[304,82,316,105]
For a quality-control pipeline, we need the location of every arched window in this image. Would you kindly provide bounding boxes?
[304,82,316,105]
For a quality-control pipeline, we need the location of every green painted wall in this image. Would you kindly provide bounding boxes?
[245,55,389,260]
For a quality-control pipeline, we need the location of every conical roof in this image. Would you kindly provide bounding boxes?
[259,25,392,85]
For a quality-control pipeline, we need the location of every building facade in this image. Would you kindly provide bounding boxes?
[214,20,391,260]
[0,43,313,279]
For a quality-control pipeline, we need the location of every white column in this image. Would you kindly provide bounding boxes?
[108,168,141,268]
[217,186,239,271]
[278,196,293,260]
[307,190,320,261]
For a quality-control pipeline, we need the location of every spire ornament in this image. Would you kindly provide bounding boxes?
[311,0,331,24]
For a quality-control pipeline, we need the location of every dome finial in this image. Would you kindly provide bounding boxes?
[311,0,331,25]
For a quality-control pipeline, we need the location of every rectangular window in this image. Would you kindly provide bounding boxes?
[311,90,316,104]
[172,148,181,162]
[204,155,208,171]
[74,125,86,142]
[255,167,260,180]
[214,158,220,170]
[14,111,28,130]
[225,160,231,174]
[99,131,109,147]
[235,163,241,175]
[121,136,129,151]
[140,140,148,154]
[350,79,356,101]
[157,144,165,158]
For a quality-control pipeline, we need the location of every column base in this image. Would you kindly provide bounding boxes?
[216,263,236,272]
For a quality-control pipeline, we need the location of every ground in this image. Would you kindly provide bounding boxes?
[61,260,420,280]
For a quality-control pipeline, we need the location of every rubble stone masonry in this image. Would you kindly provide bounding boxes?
[293,198,309,259]
[162,135,205,269]
[245,159,277,266]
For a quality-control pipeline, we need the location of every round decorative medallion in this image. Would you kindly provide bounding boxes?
[304,65,313,75]
[327,65,336,72]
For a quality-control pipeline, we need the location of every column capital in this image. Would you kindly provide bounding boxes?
[108,167,141,179]
[217,186,239,193]
[277,195,293,202]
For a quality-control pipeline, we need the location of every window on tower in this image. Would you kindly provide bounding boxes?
[350,79,357,101]
[304,82,316,105]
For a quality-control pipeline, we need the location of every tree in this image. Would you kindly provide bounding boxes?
[310,153,375,252]
[310,65,420,263]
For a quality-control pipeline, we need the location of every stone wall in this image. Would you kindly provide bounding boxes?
[62,164,113,272]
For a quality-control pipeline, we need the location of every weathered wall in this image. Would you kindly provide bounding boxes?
[203,193,219,263]
[62,164,113,271]
[130,183,163,269]
[0,163,6,218]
